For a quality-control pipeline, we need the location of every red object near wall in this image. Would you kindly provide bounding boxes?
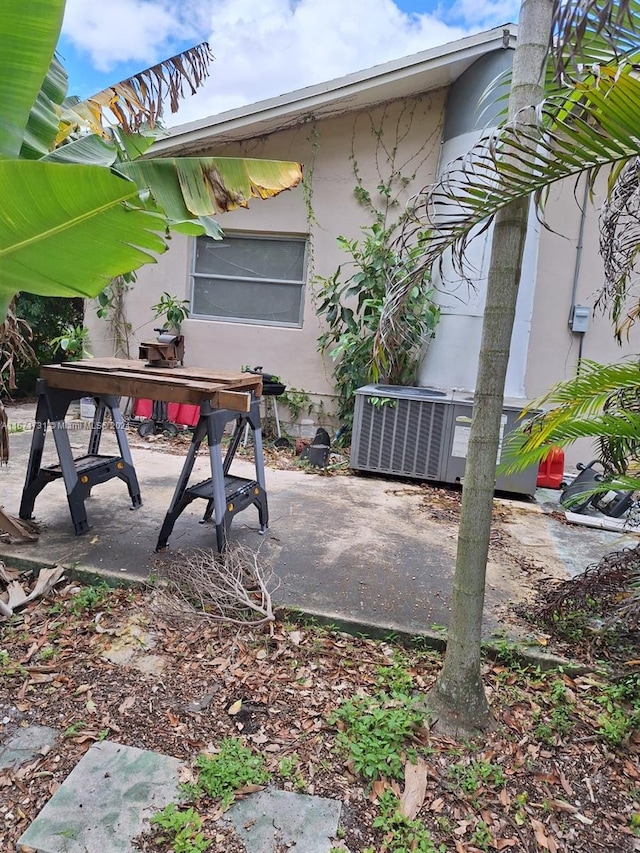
[133,399,200,428]
[133,398,152,419]
[537,447,565,489]
[176,404,200,427]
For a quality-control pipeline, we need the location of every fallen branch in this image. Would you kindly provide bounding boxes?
[156,545,279,626]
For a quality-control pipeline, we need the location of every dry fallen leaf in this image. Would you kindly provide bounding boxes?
[399,758,428,820]
[178,765,198,786]
[118,696,136,714]
[530,818,559,852]
[228,699,243,716]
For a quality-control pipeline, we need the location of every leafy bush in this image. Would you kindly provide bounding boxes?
[150,804,209,853]
[316,223,439,436]
[329,689,427,781]
[11,294,83,395]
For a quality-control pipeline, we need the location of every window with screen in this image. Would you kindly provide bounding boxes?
[191,233,307,327]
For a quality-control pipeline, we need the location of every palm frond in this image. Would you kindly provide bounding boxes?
[500,358,640,476]
[597,156,640,338]
[78,42,213,134]
[553,0,638,79]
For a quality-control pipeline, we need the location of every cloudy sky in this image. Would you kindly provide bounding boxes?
[59,0,521,126]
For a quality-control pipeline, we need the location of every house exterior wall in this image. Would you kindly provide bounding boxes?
[86,93,446,417]
[84,69,637,471]
[525,177,635,396]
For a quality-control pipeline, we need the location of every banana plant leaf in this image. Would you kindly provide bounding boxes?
[0,160,168,307]
[42,134,118,166]
[0,0,64,158]
[79,43,214,134]
[20,55,68,160]
[118,157,304,218]
[0,0,302,319]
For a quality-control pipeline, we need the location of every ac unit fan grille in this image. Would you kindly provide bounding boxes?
[355,398,445,477]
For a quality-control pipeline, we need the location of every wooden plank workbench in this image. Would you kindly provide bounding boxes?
[41,358,263,412]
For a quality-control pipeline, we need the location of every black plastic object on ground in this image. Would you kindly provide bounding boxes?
[300,427,331,468]
[560,460,634,517]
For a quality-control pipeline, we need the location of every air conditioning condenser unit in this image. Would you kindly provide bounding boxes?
[350,384,538,496]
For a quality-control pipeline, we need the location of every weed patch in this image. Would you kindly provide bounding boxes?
[186,739,269,809]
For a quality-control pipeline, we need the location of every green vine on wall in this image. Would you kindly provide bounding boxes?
[315,97,441,436]
[349,99,438,231]
[302,122,320,281]
[96,274,134,358]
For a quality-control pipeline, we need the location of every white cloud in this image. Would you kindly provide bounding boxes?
[61,0,521,124]
[62,0,210,71]
[445,0,519,28]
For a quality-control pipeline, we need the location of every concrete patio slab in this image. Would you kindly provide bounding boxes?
[17,740,182,853]
[0,412,632,640]
[14,732,342,853]
[0,725,57,771]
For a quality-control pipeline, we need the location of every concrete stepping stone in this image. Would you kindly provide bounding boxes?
[17,740,181,853]
[0,725,58,771]
[17,739,342,853]
[226,788,342,853]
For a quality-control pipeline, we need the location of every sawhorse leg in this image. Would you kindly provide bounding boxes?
[102,395,142,509]
[155,413,211,550]
[20,391,53,521]
[203,398,269,533]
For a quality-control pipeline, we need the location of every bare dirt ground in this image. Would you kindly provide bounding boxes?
[1,575,639,853]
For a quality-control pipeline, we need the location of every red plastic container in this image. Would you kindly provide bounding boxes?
[133,398,152,419]
[537,447,565,489]
[133,398,200,428]
[176,404,200,427]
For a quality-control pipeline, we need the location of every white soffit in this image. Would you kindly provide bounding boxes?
[153,25,516,155]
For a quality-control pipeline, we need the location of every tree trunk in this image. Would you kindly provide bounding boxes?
[0,292,14,463]
[430,0,554,732]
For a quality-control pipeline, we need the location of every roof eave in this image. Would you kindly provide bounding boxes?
[153,24,517,155]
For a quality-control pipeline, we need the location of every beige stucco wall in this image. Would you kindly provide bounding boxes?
[525,177,634,396]
[86,93,446,423]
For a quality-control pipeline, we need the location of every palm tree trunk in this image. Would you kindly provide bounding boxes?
[430,0,554,732]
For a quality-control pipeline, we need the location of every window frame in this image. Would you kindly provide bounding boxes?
[190,231,308,328]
